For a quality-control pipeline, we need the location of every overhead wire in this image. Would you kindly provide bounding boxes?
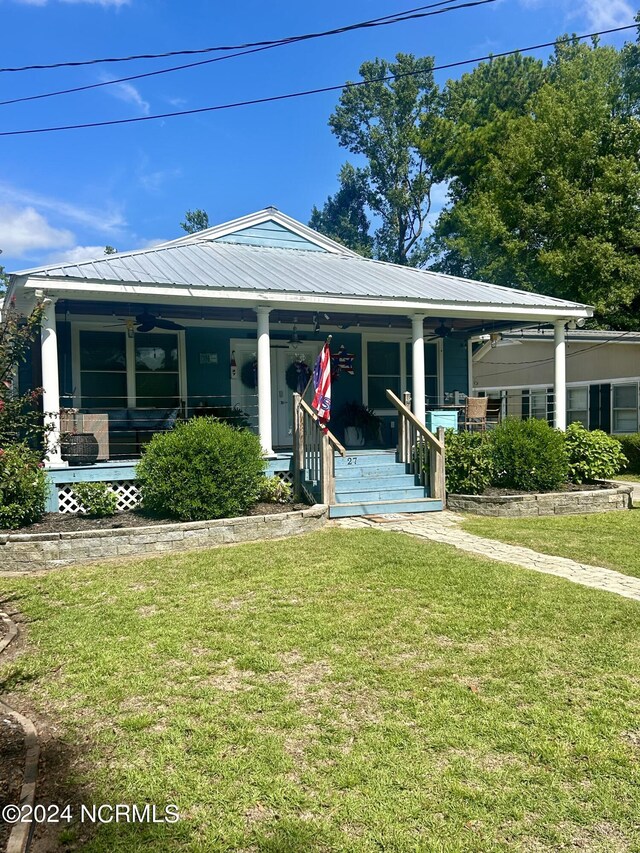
[0,22,636,137]
[0,0,497,107]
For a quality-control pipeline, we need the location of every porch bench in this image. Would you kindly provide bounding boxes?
[101,407,180,458]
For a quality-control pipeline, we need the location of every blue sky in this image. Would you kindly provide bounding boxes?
[0,0,636,271]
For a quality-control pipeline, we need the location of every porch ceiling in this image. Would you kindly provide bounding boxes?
[55,299,545,336]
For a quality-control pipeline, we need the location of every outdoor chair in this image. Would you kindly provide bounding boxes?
[462,396,488,431]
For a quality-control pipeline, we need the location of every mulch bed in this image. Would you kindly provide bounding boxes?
[481,483,613,497]
[0,713,25,850]
[7,502,309,536]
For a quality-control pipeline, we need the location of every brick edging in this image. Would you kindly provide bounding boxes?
[447,485,632,517]
[1,505,328,571]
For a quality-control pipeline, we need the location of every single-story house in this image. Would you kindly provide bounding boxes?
[8,207,592,517]
[472,328,640,434]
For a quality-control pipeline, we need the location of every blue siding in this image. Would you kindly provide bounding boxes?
[213,220,327,252]
[443,338,469,396]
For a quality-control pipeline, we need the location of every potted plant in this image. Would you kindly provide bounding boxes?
[336,401,383,448]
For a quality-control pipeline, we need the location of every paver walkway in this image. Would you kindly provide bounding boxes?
[337,511,640,601]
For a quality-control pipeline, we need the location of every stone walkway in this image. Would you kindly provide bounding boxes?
[337,511,640,601]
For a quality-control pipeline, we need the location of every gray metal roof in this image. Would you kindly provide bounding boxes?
[505,329,640,342]
[14,239,590,311]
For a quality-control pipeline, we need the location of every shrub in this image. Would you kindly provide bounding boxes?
[136,417,265,521]
[258,476,293,504]
[0,444,47,529]
[614,434,640,474]
[491,417,568,492]
[444,430,495,495]
[565,423,627,484]
[73,482,118,517]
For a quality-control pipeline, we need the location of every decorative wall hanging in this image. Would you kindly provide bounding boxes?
[331,344,356,380]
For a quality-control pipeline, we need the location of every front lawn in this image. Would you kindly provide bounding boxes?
[462,509,640,579]
[2,529,640,851]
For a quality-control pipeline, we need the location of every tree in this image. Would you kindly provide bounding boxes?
[314,54,439,265]
[104,245,117,255]
[180,209,210,234]
[309,163,373,256]
[430,40,640,328]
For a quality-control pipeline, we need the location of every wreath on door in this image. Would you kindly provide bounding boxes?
[240,358,258,390]
[285,359,312,394]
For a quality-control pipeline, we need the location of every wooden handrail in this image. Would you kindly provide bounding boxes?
[385,389,444,452]
[298,398,346,457]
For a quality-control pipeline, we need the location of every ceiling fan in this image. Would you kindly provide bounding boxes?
[105,309,185,333]
[425,321,453,341]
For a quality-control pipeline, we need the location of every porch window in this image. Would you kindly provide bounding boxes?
[367,342,401,409]
[566,387,589,428]
[79,331,127,408]
[135,333,180,407]
[612,384,638,433]
[406,342,438,405]
[529,388,552,422]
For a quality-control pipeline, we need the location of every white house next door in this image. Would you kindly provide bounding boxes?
[271,344,319,448]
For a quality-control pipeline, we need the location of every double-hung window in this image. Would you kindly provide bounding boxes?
[566,387,589,428]
[365,340,439,410]
[612,384,639,433]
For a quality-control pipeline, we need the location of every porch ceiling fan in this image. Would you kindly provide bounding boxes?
[105,310,185,333]
[424,321,453,342]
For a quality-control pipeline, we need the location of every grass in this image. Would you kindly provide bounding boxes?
[462,509,640,580]
[2,528,640,851]
[611,473,640,483]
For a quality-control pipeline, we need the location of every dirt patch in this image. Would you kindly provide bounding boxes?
[7,502,308,535]
[0,714,25,851]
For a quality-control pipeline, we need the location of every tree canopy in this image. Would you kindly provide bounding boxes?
[181,209,210,234]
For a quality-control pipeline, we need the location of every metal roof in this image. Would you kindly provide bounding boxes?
[504,329,640,342]
[13,238,590,312]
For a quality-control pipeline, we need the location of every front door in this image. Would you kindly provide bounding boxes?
[271,345,320,448]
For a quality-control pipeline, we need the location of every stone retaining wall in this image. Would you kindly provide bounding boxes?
[447,485,632,517]
[1,505,328,572]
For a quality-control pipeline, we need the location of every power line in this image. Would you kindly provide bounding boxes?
[0,0,470,74]
[0,0,498,107]
[0,23,636,138]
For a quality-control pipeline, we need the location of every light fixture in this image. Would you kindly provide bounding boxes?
[288,324,301,350]
[313,313,321,334]
[490,332,502,348]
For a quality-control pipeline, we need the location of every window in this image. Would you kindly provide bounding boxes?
[79,331,127,408]
[79,329,182,410]
[366,340,439,411]
[567,387,589,428]
[613,384,638,433]
[529,388,551,421]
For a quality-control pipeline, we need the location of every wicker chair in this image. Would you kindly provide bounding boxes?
[462,396,489,431]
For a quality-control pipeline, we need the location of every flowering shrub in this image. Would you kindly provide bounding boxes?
[565,423,627,483]
[258,476,293,504]
[0,444,47,529]
[444,431,495,495]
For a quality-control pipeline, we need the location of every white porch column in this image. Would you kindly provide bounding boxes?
[41,297,63,464]
[554,319,567,431]
[411,314,427,425]
[255,306,274,456]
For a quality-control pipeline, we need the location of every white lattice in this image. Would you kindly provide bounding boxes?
[57,480,141,514]
[274,470,294,486]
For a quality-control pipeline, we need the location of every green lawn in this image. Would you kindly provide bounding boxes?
[2,528,640,852]
[462,509,640,579]
[611,473,640,483]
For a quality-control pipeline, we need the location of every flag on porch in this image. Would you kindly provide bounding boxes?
[312,342,332,425]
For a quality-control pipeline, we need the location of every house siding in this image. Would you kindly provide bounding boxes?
[443,338,469,396]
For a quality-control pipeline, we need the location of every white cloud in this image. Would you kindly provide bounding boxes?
[105,80,150,115]
[0,183,125,236]
[0,205,73,256]
[46,244,110,264]
[519,0,634,29]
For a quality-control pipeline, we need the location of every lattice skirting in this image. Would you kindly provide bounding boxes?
[56,472,291,514]
[57,481,141,514]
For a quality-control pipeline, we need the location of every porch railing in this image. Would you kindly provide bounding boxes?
[386,389,446,502]
[292,392,346,504]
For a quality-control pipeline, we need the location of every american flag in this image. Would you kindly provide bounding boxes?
[312,342,332,425]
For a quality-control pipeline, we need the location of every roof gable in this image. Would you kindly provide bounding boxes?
[158,207,359,255]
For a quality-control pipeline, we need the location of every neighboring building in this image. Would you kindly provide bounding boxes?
[472,329,640,433]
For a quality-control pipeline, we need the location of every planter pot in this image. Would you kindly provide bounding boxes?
[344,426,365,448]
[61,432,99,466]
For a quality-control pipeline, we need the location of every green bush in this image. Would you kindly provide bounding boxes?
[136,417,266,521]
[614,434,640,474]
[491,417,568,492]
[565,423,627,484]
[0,444,47,529]
[445,430,495,495]
[73,482,118,517]
[258,476,293,504]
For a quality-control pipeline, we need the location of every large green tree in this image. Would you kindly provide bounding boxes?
[431,40,640,328]
[181,209,210,234]
[313,54,440,266]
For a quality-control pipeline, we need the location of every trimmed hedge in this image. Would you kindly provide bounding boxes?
[491,417,569,492]
[136,417,266,521]
[444,431,495,495]
[0,444,47,529]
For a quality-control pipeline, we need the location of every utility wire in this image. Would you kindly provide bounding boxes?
[0,0,470,74]
[0,23,636,138]
[0,0,498,107]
